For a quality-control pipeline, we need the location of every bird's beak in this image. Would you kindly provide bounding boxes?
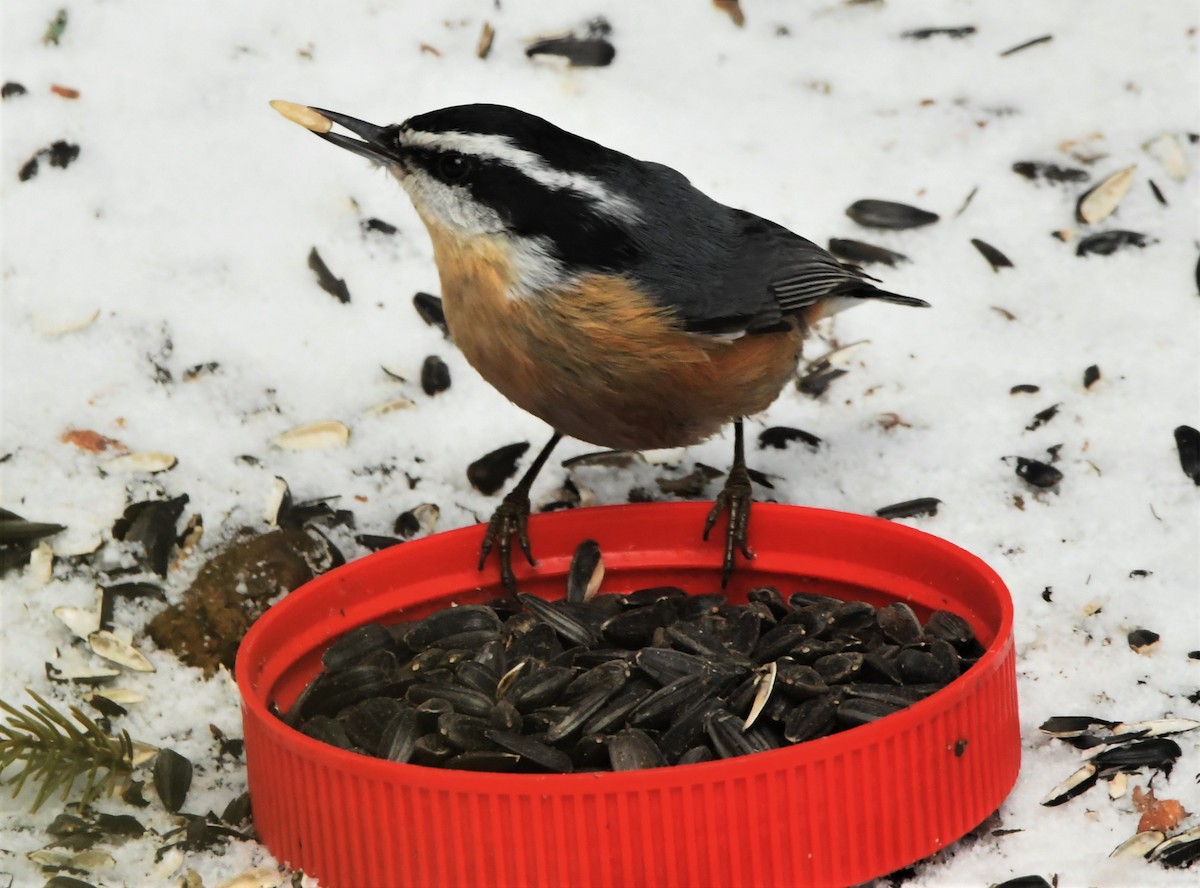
[270,99,399,165]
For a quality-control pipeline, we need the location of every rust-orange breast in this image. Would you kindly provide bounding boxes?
[420,218,803,450]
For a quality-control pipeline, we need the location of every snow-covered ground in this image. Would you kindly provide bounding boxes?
[2,1,1198,885]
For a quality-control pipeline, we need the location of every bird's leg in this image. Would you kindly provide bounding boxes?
[702,419,755,586]
[479,431,563,598]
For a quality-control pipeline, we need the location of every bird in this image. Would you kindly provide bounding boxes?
[270,100,928,594]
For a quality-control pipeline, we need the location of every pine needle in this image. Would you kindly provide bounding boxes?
[0,689,134,812]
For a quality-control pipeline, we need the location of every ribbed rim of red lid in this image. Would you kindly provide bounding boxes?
[237,502,1019,887]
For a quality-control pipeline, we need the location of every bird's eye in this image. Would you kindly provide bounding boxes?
[436,153,473,183]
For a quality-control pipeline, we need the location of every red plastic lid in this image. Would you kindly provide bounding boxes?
[237,503,1019,887]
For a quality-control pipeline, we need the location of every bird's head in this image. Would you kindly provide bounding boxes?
[273,101,650,292]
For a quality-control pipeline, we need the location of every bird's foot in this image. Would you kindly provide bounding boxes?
[702,462,755,587]
[479,486,535,599]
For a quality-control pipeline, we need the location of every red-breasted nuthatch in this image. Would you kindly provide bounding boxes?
[271,100,927,593]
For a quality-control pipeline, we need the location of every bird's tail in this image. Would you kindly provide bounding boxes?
[854,286,930,308]
[805,282,929,323]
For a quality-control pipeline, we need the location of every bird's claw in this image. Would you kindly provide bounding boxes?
[479,488,535,598]
[702,464,755,587]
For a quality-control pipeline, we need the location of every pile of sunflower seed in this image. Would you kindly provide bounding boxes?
[1039,715,1200,868]
[280,541,983,773]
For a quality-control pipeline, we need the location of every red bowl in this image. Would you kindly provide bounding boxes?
[237,503,1019,888]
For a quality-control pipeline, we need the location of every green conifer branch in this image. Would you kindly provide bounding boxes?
[0,689,134,812]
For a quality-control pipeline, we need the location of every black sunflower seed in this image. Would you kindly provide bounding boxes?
[876,603,924,645]
[486,729,573,772]
[0,511,66,544]
[411,733,455,767]
[445,750,521,771]
[704,707,756,759]
[468,442,530,495]
[663,622,728,659]
[659,698,724,762]
[925,610,976,647]
[496,662,571,710]
[628,673,707,728]
[420,355,451,395]
[677,745,715,766]
[519,593,598,647]
[564,660,630,702]
[782,696,838,743]
[546,682,623,743]
[1015,457,1062,488]
[93,812,146,838]
[1092,738,1182,776]
[1150,825,1200,867]
[488,700,522,732]
[526,35,615,66]
[971,238,1013,271]
[1174,425,1200,485]
[408,683,494,719]
[307,247,350,304]
[339,696,407,753]
[355,533,402,552]
[774,661,828,699]
[863,645,903,684]
[525,19,615,67]
[895,646,946,685]
[504,619,564,662]
[827,238,909,267]
[1076,230,1154,256]
[152,748,193,813]
[413,698,454,731]
[1012,161,1089,183]
[566,538,603,603]
[607,728,666,771]
[846,199,939,230]
[992,877,1053,888]
[634,646,712,685]
[1026,403,1061,432]
[323,623,395,671]
[405,605,501,650]
[379,708,421,763]
[1040,762,1098,806]
[112,495,188,577]
[361,217,398,235]
[44,877,99,888]
[757,426,822,451]
[1038,715,1117,738]
[875,497,941,520]
[1127,628,1160,653]
[454,659,500,695]
[579,677,655,735]
[813,652,864,684]
[18,155,39,181]
[751,621,810,664]
[412,292,448,336]
[438,712,493,751]
[836,696,905,727]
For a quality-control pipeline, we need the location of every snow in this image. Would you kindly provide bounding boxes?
[2,0,1198,885]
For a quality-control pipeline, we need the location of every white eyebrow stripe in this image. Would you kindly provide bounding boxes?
[399,129,640,221]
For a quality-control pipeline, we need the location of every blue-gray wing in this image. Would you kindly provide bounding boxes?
[672,211,925,335]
